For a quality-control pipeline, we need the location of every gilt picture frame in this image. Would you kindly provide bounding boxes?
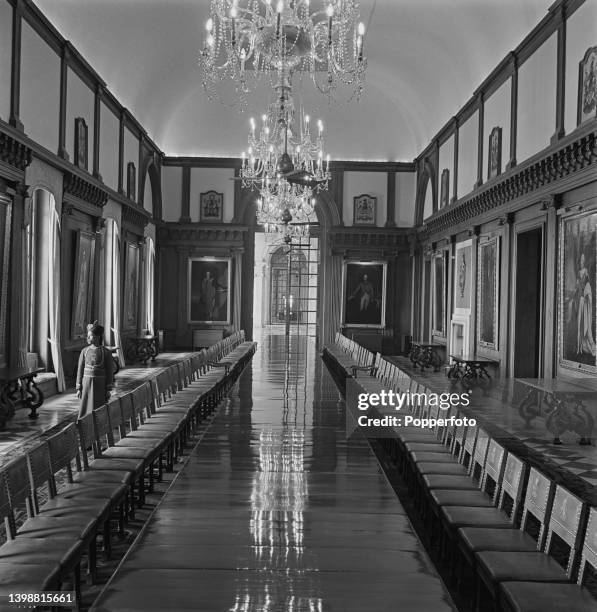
[341,260,387,328]
[188,257,231,324]
[71,231,96,340]
[578,46,597,126]
[432,251,447,338]
[477,236,500,350]
[440,169,450,209]
[558,210,597,374]
[487,126,502,180]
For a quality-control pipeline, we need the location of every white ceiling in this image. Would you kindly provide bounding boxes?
[34,0,553,162]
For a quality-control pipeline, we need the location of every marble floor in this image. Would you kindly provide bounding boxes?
[0,352,194,470]
[91,334,455,612]
[388,356,597,499]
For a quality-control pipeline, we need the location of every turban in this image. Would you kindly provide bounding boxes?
[87,321,104,337]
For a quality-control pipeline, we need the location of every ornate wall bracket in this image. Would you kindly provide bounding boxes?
[0,130,32,172]
[63,171,109,209]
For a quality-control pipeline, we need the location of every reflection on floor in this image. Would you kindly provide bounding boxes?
[389,356,597,493]
[91,333,455,611]
[0,352,194,469]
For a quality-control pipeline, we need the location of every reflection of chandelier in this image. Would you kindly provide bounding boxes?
[199,0,366,108]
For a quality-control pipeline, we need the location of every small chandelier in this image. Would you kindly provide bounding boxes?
[199,0,367,108]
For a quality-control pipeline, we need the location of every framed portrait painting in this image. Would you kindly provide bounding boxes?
[477,236,500,350]
[353,194,376,226]
[127,162,136,201]
[341,261,387,328]
[188,257,231,324]
[558,210,597,374]
[578,46,597,126]
[123,242,139,331]
[432,252,447,337]
[71,231,96,340]
[200,191,223,223]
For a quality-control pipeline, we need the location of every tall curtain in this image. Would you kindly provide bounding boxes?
[145,238,155,335]
[18,198,32,368]
[47,208,65,391]
[111,223,125,367]
[233,250,242,331]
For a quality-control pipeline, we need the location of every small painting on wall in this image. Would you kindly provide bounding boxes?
[487,127,502,180]
[440,169,450,208]
[353,194,376,225]
[74,118,88,171]
[127,162,136,201]
[477,236,499,349]
[188,257,231,324]
[341,261,387,328]
[454,243,472,310]
[558,210,597,374]
[578,46,597,125]
[200,190,223,222]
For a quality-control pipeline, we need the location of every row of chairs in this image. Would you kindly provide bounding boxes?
[344,349,597,612]
[322,332,377,379]
[0,331,256,610]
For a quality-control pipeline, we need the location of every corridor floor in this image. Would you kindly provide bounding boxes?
[91,334,455,611]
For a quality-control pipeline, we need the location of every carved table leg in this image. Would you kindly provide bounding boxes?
[22,376,44,419]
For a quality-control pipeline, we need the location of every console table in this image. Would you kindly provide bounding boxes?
[0,367,45,429]
[447,354,497,392]
[409,341,443,372]
[517,378,597,445]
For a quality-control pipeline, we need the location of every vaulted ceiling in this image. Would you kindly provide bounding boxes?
[35,0,552,161]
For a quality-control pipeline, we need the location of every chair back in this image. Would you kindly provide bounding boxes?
[155,371,171,402]
[452,421,468,460]
[4,456,34,524]
[543,485,585,578]
[462,422,478,470]
[469,428,490,480]
[76,413,98,463]
[107,397,125,438]
[121,393,139,429]
[93,404,115,448]
[0,471,16,539]
[47,424,81,481]
[520,467,554,550]
[27,443,55,511]
[479,439,506,502]
[578,507,597,592]
[497,452,527,525]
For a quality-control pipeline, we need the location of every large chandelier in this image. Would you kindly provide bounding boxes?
[199,0,367,108]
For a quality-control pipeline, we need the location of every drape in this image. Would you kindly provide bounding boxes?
[112,223,125,367]
[145,238,155,335]
[47,208,65,391]
[233,250,242,331]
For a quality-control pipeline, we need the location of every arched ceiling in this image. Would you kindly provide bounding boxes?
[35,0,552,162]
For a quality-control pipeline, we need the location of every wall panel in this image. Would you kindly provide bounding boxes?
[457,111,478,199]
[190,167,235,223]
[99,101,119,190]
[438,134,455,206]
[517,33,557,163]
[343,171,387,226]
[0,0,12,122]
[65,67,94,166]
[564,1,597,134]
[20,21,60,152]
[483,79,511,180]
[161,166,182,222]
[396,172,415,227]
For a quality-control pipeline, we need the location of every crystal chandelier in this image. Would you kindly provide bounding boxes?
[199,0,367,108]
[240,76,331,195]
[256,182,315,236]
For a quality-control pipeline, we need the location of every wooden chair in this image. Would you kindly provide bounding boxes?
[475,482,584,610]
[499,506,597,611]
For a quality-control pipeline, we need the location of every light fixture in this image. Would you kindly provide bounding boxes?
[199,0,367,108]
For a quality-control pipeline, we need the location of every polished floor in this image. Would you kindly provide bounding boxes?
[91,334,455,611]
